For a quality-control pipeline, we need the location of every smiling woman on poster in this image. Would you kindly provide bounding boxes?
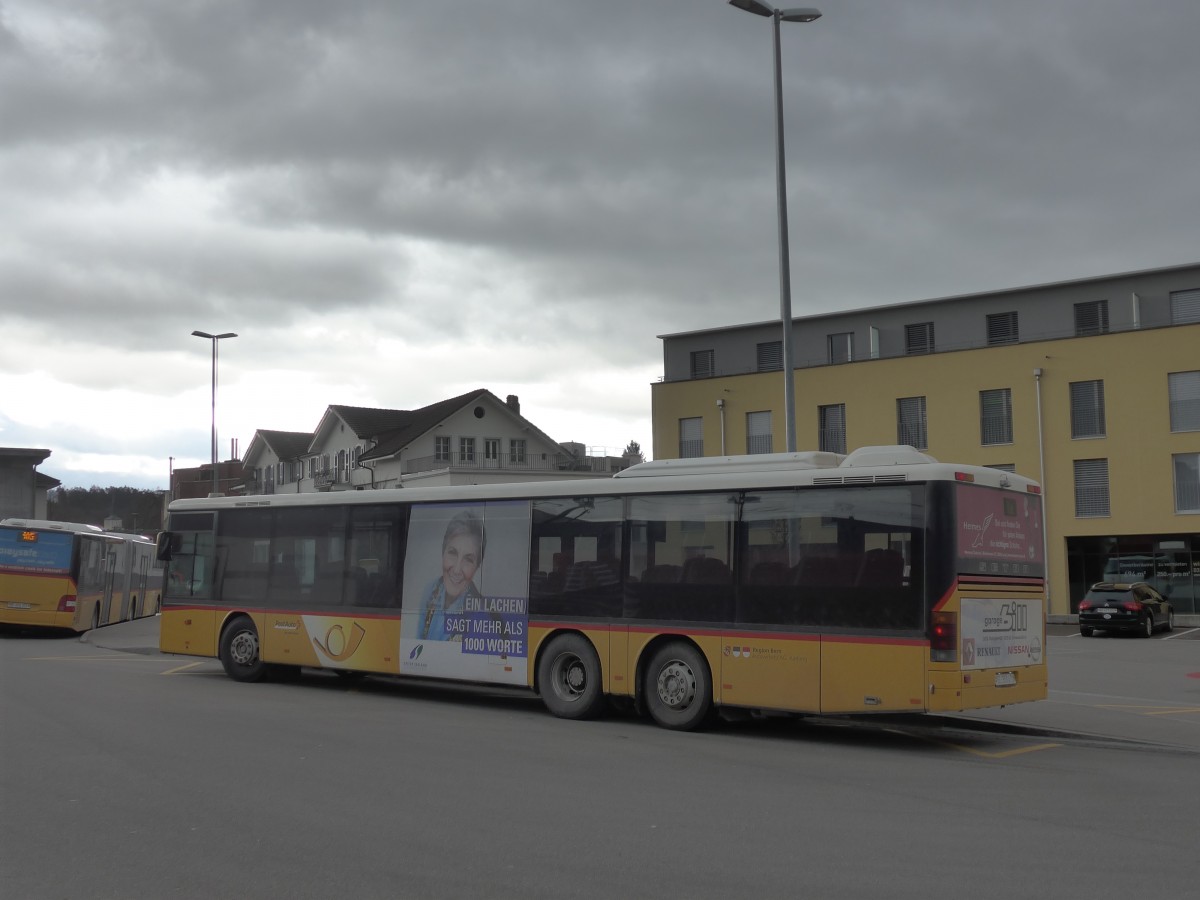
[416,510,485,641]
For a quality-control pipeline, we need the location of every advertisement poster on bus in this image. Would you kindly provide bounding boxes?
[960,597,1044,670]
[0,527,73,575]
[955,483,1044,577]
[399,500,531,685]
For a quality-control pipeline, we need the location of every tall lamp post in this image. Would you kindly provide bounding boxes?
[192,330,237,496]
[728,1,821,453]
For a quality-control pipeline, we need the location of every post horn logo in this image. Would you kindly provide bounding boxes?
[312,622,366,662]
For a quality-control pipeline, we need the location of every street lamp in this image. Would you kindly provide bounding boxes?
[728,1,821,452]
[192,330,237,496]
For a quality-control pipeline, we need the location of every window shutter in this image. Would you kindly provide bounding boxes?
[896,397,928,450]
[1074,300,1109,336]
[679,417,703,458]
[746,411,773,455]
[1074,459,1110,517]
[905,322,935,355]
[1169,371,1200,432]
[756,341,782,372]
[986,312,1019,345]
[980,389,1013,445]
[1070,381,1106,438]
[1170,288,1200,324]
[818,404,847,454]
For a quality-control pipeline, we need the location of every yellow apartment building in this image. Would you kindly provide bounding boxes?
[651,263,1200,623]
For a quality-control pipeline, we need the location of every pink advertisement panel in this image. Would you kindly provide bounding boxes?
[955,483,1044,578]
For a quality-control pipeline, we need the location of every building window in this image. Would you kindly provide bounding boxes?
[827,332,854,364]
[679,417,703,458]
[905,322,935,355]
[896,396,927,450]
[746,411,772,455]
[1174,453,1200,513]
[756,341,782,372]
[818,404,846,454]
[434,436,451,461]
[1070,380,1106,438]
[1074,300,1109,336]
[484,438,500,462]
[1074,459,1111,517]
[509,439,527,464]
[459,437,476,463]
[1169,371,1200,432]
[690,349,714,379]
[986,311,1019,345]
[979,388,1013,445]
[336,449,348,482]
[1170,287,1200,324]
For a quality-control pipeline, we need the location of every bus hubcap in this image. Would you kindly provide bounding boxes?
[230,631,258,665]
[657,661,695,709]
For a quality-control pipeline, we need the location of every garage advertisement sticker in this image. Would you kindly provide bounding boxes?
[960,597,1044,670]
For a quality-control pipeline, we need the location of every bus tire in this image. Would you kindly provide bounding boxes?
[130,597,139,620]
[219,616,268,683]
[538,633,606,720]
[644,641,712,731]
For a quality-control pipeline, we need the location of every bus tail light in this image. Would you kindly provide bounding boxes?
[930,611,956,662]
[57,595,77,612]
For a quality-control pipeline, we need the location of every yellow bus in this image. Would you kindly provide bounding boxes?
[156,446,1046,730]
[0,519,161,632]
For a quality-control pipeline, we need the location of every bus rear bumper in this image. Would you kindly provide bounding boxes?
[928,665,1047,711]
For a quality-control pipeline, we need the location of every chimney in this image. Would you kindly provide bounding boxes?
[506,394,520,415]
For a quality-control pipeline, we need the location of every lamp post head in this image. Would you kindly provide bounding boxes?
[780,8,821,22]
[192,330,237,340]
[729,0,774,16]
[728,1,821,22]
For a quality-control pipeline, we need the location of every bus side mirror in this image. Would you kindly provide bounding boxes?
[156,532,177,562]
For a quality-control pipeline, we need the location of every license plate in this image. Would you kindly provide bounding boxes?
[994,672,1017,687]
[6,602,32,609]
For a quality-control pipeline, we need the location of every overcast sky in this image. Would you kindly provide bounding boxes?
[3,0,1197,492]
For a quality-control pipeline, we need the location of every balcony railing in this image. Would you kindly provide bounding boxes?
[403,452,619,476]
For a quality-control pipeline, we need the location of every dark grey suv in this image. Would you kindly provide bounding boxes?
[1078,582,1173,638]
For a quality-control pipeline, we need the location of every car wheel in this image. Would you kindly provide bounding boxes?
[1140,614,1153,639]
[1164,609,1173,633]
[1079,626,1093,637]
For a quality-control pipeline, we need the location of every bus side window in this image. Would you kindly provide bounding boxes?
[347,505,405,608]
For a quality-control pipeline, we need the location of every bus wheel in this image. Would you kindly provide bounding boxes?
[90,607,100,632]
[644,642,712,731]
[538,634,606,720]
[219,617,268,683]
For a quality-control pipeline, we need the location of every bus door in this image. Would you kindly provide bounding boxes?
[159,513,218,655]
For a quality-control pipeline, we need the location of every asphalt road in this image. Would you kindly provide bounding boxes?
[2,617,1197,900]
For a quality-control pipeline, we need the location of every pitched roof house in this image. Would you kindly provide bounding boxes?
[243,389,622,494]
